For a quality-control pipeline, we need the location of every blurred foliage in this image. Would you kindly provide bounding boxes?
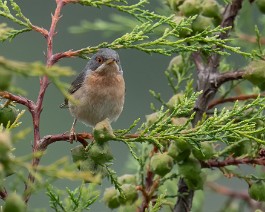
[47,184,99,212]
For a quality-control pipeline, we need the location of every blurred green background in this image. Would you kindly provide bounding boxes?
[0,0,255,211]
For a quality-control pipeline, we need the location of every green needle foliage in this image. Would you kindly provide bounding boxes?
[0,0,32,41]
[47,184,99,212]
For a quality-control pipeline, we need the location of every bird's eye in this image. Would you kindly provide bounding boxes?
[96,57,103,63]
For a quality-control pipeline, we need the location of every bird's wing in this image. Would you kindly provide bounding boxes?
[69,71,86,94]
[59,71,86,108]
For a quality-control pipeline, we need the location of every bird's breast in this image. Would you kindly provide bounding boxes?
[85,73,125,101]
[69,72,125,126]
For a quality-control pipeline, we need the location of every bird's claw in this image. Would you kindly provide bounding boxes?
[69,127,77,143]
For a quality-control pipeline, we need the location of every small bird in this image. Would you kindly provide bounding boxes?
[60,48,125,137]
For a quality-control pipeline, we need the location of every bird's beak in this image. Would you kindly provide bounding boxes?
[105,58,116,65]
[95,58,119,74]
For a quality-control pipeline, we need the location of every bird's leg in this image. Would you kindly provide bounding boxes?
[69,118,77,143]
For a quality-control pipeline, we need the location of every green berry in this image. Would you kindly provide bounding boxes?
[71,145,86,164]
[3,193,27,212]
[192,142,215,160]
[167,93,184,108]
[151,153,174,176]
[184,172,205,190]
[145,112,160,126]
[192,15,214,33]
[118,174,137,185]
[201,0,222,19]
[80,159,107,183]
[93,118,115,143]
[178,157,201,177]
[0,106,18,128]
[178,158,204,190]
[119,184,138,205]
[248,181,265,201]
[171,117,190,127]
[175,139,191,152]
[179,0,202,17]
[88,142,113,164]
[173,15,192,38]
[103,187,121,209]
[168,141,191,162]
[168,55,183,70]
[80,159,107,176]
[243,60,265,91]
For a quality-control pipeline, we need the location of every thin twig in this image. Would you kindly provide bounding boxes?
[30,25,49,38]
[139,146,158,212]
[51,50,81,64]
[207,182,264,210]
[38,132,92,150]
[208,93,265,110]
[136,185,149,202]
[216,70,244,87]
[202,156,265,168]
[237,33,265,45]
[0,91,35,112]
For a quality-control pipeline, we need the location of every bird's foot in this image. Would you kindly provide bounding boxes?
[69,127,77,143]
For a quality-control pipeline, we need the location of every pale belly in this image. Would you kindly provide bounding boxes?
[69,84,125,127]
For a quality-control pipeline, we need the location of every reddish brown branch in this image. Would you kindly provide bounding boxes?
[207,182,248,199]
[207,182,264,210]
[23,0,67,203]
[39,132,92,150]
[202,157,265,168]
[237,33,265,45]
[0,91,35,112]
[208,93,265,109]
[51,50,81,64]
[136,185,149,202]
[138,146,158,212]
[31,25,49,38]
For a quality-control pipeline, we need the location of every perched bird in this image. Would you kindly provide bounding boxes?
[60,48,125,136]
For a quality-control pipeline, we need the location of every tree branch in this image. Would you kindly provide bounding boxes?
[175,0,244,211]
[216,70,244,87]
[208,93,265,110]
[51,50,81,64]
[237,33,265,45]
[207,182,264,210]
[30,25,49,38]
[23,0,67,203]
[202,156,265,168]
[38,132,92,150]
[139,146,158,212]
[0,91,35,112]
